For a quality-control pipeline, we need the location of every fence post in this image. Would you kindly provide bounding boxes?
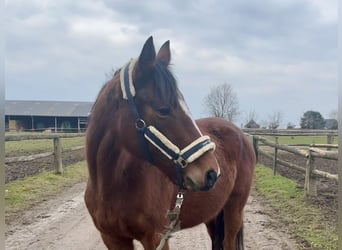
[273,137,278,175]
[326,134,333,151]
[304,149,316,197]
[53,137,63,174]
[252,136,259,163]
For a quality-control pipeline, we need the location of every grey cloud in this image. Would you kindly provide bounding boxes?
[5,0,338,126]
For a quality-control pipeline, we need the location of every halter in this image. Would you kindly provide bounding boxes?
[119,59,216,188]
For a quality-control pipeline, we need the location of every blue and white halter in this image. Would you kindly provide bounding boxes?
[119,59,216,188]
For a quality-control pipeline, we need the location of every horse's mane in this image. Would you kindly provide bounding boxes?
[151,61,180,108]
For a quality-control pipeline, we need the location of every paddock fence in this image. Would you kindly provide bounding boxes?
[5,133,85,175]
[243,129,338,197]
[5,130,339,196]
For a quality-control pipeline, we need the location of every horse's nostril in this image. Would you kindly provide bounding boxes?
[205,169,218,189]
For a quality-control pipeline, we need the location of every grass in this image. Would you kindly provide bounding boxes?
[5,161,88,221]
[255,164,337,249]
[5,136,85,157]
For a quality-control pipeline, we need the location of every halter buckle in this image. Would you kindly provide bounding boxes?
[175,156,188,168]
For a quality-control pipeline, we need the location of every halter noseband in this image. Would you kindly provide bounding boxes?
[119,59,216,188]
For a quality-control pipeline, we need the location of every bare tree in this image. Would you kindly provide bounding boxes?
[328,109,338,120]
[105,67,120,81]
[268,111,283,129]
[327,109,338,129]
[259,120,268,129]
[286,122,296,129]
[202,83,240,122]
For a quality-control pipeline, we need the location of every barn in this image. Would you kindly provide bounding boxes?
[5,100,94,133]
[244,119,260,129]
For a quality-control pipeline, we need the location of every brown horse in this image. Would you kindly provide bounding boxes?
[85,36,255,250]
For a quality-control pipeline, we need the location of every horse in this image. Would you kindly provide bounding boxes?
[84,36,255,250]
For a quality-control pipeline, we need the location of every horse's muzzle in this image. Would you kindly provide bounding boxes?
[204,169,218,190]
[184,169,218,191]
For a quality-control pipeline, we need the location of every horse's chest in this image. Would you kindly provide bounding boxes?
[98,196,169,237]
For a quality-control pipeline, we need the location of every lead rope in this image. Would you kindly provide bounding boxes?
[156,191,184,250]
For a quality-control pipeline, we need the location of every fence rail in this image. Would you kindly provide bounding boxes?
[249,134,338,197]
[5,133,85,141]
[5,134,85,174]
[243,128,338,136]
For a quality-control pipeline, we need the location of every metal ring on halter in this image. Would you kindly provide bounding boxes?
[175,155,188,168]
[135,118,146,131]
[177,193,184,199]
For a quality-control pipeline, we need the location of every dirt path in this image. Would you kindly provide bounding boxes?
[5,182,299,250]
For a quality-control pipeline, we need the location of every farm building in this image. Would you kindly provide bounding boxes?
[5,100,94,132]
[244,119,260,128]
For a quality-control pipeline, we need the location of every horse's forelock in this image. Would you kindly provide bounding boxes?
[114,60,179,107]
[152,61,180,107]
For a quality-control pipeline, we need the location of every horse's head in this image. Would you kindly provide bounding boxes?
[116,36,220,191]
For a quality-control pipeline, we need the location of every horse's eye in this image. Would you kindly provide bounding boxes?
[157,106,171,116]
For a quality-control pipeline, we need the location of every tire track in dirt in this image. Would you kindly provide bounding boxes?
[5,182,298,250]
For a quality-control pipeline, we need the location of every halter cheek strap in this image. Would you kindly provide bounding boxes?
[119,59,216,188]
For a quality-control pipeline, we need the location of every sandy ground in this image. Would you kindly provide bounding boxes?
[5,182,299,250]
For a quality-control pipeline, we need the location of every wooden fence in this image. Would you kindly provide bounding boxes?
[243,128,338,136]
[5,131,338,196]
[249,133,338,197]
[5,133,85,174]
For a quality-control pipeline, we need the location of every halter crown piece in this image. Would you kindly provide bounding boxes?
[119,59,216,187]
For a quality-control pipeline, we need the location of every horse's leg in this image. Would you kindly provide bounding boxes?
[236,225,244,250]
[140,233,170,250]
[222,201,244,250]
[205,211,224,250]
[101,233,134,250]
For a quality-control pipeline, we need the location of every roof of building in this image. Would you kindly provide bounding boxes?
[5,100,94,117]
[245,119,260,128]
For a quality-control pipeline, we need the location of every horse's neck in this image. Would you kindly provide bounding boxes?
[98,149,159,195]
[115,151,148,185]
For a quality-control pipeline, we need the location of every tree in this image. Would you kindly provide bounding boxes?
[325,109,338,129]
[202,83,239,122]
[268,111,282,129]
[105,67,120,81]
[259,120,268,129]
[286,122,296,129]
[328,109,337,120]
[300,110,325,129]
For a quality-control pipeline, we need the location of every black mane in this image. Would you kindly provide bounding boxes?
[152,61,180,108]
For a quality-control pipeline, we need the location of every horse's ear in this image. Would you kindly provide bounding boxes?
[138,36,156,73]
[156,40,171,65]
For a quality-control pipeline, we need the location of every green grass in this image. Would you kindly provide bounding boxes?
[255,164,337,249]
[5,161,88,221]
[5,136,85,157]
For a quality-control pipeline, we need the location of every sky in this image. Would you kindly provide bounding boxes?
[5,0,338,128]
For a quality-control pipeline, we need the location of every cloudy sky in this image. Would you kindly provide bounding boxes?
[6,0,338,128]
